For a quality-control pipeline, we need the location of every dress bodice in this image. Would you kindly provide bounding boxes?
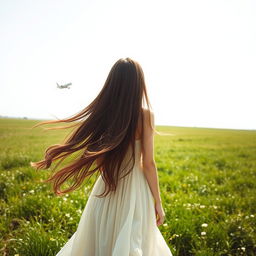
[135,139,142,161]
[123,139,142,170]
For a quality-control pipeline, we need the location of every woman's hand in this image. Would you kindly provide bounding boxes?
[154,201,165,226]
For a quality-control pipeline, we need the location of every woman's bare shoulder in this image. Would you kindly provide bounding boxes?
[142,108,154,126]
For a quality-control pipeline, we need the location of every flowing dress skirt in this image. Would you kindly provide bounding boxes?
[56,140,173,256]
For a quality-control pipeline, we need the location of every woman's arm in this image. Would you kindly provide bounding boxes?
[141,109,162,204]
[141,109,165,226]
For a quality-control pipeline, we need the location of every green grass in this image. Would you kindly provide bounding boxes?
[0,118,256,256]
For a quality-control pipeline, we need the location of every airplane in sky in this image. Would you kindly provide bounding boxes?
[56,82,72,89]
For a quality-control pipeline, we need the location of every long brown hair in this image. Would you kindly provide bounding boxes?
[30,57,154,197]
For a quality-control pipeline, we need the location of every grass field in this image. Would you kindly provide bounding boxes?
[0,118,256,256]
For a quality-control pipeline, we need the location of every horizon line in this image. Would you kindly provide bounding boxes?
[0,115,255,132]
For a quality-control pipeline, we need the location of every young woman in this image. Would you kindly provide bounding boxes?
[31,57,173,256]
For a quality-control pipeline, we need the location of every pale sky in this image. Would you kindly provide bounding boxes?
[1,0,255,130]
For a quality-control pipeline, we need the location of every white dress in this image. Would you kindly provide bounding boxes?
[56,139,173,256]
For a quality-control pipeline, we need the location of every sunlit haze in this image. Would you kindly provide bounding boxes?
[1,0,255,129]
